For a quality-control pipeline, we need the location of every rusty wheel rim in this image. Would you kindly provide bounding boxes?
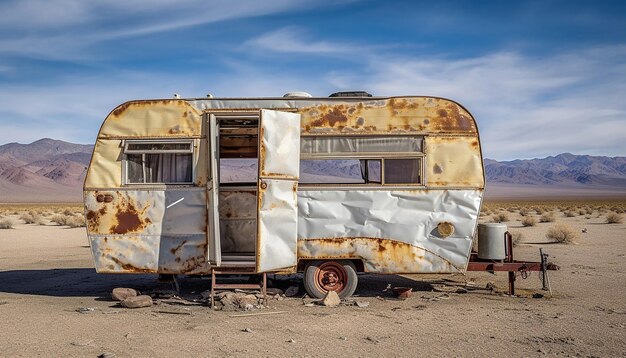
[314,262,347,293]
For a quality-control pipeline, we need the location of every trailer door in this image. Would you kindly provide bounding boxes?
[256,109,301,272]
[207,114,221,266]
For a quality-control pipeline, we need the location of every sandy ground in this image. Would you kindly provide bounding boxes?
[0,212,625,357]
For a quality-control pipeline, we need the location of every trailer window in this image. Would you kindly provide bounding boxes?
[124,140,193,184]
[384,158,422,184]
[300,159,381,184]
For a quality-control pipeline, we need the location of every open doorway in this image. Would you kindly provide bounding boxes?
[215,115,259,266]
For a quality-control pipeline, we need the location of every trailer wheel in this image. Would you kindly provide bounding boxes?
[303,260,358,299]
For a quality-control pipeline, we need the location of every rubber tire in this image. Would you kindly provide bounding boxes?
[303,260,358,299]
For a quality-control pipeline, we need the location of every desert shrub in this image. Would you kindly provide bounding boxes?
[606,212,623,224]
[519,208,530,217]
[20,213,44,224]
[564,210,577,217]
[511,231,523,247]
[540,212,556,223]
[492,212,509,223]
[507,207,518,213]
[0,218,14,229]
[578,209,586,215]
[546,224,578,244]
[66,214,86,228]
[535,207,545,215]
[521,216,537,227]
[50,214,70,226]
[585,208,594,215]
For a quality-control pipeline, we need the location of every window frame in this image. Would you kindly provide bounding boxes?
[122,139,195,186]
[299,135,425,187]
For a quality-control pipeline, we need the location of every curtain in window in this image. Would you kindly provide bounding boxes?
[144,154,192,183]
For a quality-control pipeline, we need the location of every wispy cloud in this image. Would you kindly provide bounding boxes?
[0,0,340,61]
[245,27,366,55]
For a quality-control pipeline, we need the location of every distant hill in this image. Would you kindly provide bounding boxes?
[0,139,624,202]
[484,153,626,198]
[0,138,93,202]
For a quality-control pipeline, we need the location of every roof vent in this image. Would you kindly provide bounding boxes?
[329,91,372,98]
[283,91,313,98]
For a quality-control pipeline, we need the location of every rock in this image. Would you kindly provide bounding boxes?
[532,293,544,299]
[242,327,253,333]
[355,301,370,308]
[98,353,116,358]
[284,286,300,297]
[112,288,138,301]
[392,287,413,299]
[75,307,95,314]
[120,295,153,308]
[70,339,94,347]
[287,339,296,343]
[455,288,468,294]
[339,336,348,341]
[320,291,341,307]
[486,282,496,291]
[303,303,315,307]
[266,287,284,295]
[236,294,258,307]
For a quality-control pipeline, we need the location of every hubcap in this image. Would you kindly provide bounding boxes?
[314,262,347,293]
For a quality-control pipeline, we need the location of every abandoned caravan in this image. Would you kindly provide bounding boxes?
[83,91,485,299]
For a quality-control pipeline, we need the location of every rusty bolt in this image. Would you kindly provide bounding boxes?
[96,194,104,202]
[260,182,268,189]
[103,194,114,203]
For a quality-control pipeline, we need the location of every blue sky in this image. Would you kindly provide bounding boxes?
[0,0,624,160]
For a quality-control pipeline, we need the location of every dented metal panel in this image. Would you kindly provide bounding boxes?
[84,189,207,273]
[256,110,301,272]
[297,189,482,272]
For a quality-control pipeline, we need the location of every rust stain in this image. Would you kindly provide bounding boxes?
[433,164,443,174]
[170,241,186,255]
[297,237,458,273]
[310,106,349,127]
[110,256,154,273]
[438,109,448,117]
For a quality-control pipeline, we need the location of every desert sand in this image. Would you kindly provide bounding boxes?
[0,206,625,357]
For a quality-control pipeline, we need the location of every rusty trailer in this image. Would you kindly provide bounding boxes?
[83,91,552,298]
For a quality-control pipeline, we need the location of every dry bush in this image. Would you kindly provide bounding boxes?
[519,208,530,216]
[50,214,70,226]
[585,208,594,215]
[578,209,586,215]
[19,213,44,225]
[492,212,509,223]
[511,231,523,247]
[606,212,623,224]
[564,210,577,217]
[546,224,578,244]
[66,214,86,228]
[539,212,555,223]
[0,218,14,229]
[535,207,545,215]
[521,216,537,227]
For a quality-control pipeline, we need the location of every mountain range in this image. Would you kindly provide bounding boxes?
[0,139,624,202]
[0,139,93,202]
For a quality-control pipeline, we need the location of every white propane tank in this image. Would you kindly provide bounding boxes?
[477,223,507,260]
